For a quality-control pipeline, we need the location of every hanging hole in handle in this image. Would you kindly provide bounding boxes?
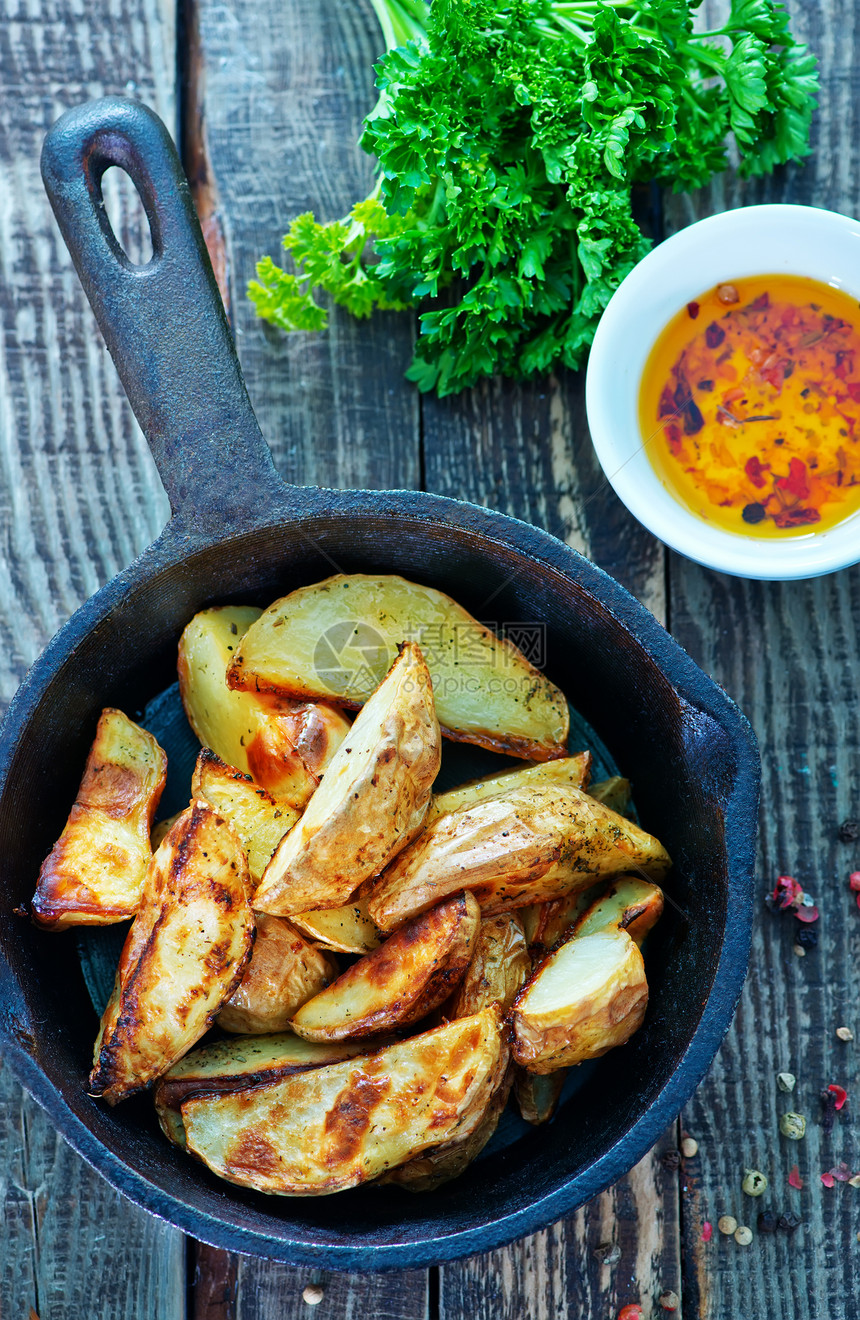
[101,164,155,267]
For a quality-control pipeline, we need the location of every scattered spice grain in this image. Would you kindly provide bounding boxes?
[743,1170,768,1196]
[302,1286,325,1306]
[838,821,860,842]
[777,1072,797,1092]
[662,1148,681,1171]
[757,1210,779,1233]
[701,1221,713,1242]
[778,1211,802,1233]
[836,1026,854,1041]
[734,1226,753,1245]
[788,1165,804,1190]
[681,1136,699,1158]
[718,1215,738,1235]
[592,1242,621,1265]
[779,1112,807,1140]
[659,1291,680,1311]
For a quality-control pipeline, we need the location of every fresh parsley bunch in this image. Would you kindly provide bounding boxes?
[249,0,817,396]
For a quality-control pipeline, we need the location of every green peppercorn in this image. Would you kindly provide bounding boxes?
[776,1072,796,1093]
[742,1169,768,1196]
[779,1112,807,1140]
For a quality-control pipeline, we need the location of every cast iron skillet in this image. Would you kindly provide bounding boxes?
[0,98,759,1270]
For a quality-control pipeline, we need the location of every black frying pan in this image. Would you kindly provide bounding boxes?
[0,97,759,1270]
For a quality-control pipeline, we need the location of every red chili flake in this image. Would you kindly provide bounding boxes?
[705,322,726,349]
[856,892,860,912]
[701,1221,713,1242]
[665,423,682,457]
[776,457,811,501]
[846,383,860,402]
[828,1084,848,1110]
[829,1163,851,1182]
[773,507,821,530]
[794,905,819,923]
[788,1165,804,1190]
[821,1171,835,1188]
[835,351,854,380]
[687,301,700,319]
[745,456,771,489]
[848,872,860,892]
[658,386,676,419]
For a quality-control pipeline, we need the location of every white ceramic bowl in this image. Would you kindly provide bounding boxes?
[585,204,860,580]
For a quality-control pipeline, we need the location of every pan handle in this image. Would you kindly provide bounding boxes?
[40,97,285,530]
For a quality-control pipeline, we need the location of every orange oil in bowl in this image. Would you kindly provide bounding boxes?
[638,274,860,538]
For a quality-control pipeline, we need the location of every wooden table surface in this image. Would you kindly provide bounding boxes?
[1,1,857,1316]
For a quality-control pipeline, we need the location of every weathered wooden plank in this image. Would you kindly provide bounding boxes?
[663,1,860,1316]
[187,0,419,492]
[0,0,184,1315]
[184,0,425,1313]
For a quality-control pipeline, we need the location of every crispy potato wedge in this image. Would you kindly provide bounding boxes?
[368,784,671,932]
[217,914,339,1034]
[447,912,531,1017]
[225,573,569,761]
[181,1009,504,1195]
[151,811,182,852]
[427,753,592,826]
[191,749,298,887]
[178,605,351,807]
[523,880,607,953]
[290,886,382,954]
[384,1050,514,1192]
[510,929,648,1074]
[254,642,441,916]
[573,876,664,946]
[514,1068,566,1125]
[155,1032,364,1148]
[588,776,632,818]
[89,802,254,1104]
[290,892,479,1042]
[31,709,166,930]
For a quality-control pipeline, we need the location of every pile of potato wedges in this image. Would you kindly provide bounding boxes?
[29,573,670,1196]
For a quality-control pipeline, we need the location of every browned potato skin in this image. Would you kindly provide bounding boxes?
[427,752,592,826]
[510,931,648,1074]
[254,642,441,916]
[155,1033,365,1148]
[572,875,664,946]
[191,749,298,888]
[181,1009,504,1196]
[217,914,339,1034]
[224,573,569,762]
[384,1050,514,1192]
[446,912,531,1017]
[31,709,166,930]
[177,605,351,809]
[89,802,254,1104]
[368,784,671,932]
[290,892,480,1042]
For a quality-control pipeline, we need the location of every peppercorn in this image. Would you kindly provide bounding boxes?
[793,944,806,957]
[777,1212,802,1233]
[659,1291,680,1312]
[592,1242,621,1265]
[839,820,860,842]
[743,1169,768,1196]
[757,1210,779,1233]
[681,1137,699,1158]
[742,502,766,524]
[734,1226,753,1245]
[718,1215,738,1235]
[836,1026,855,1042]
[795,925,818,949]
[302,1286,324,1306]
[777,1072,796,1093]
[661,1149,681,1171]
[779,1112,807,1140]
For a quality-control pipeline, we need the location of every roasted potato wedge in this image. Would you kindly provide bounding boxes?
[368,784,671,931]
[384,1050,514,1192]
[155,1032,364,1148]
[89,802,254,1104]
[588,776,632,817]
[178,605,350,806]
[447,912,531,1017]
[514,1068,566,1125]
[290,892,479,1042]
[427,752,592,826]
[217,914,338,1034]
[289,887,382,955]
[191,749,298,887]
[31,709,166,930]
[254,642,441,916]
[522,880,606,953]
[225,573,569,761]
[181,1008,504,1195]
[573,875,664,946]
[510,929,648,1074]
